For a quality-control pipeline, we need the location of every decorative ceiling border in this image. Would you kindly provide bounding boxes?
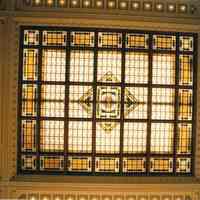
[18,0,199,17]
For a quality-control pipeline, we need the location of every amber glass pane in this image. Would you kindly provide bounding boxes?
[180,36,193,51]
[21,120,36,152]
[178,89,192,120]
[43,31,67,46]
[179,55,193,85]
[153,35,176,50]
[21,155,37,170]
[98,32,122,48]
[95,157,119,172]
[150,158,173,173]
[68,157,92,172]
[126,33,148,49]
[176,158,191,173]
[71,31,94,47]
[123,158,146,172]
[23,49,38,81]
[177,123,192,154]
[22,84,37,116]
[40,156,64,171]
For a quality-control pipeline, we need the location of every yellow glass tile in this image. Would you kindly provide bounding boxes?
[23,49,38,80]
[153,35,176,50]
[123,158,145,172]
[40,156,64,170]
[150,158,173,172]
[179,55,193,85]
[71,32,94,47]
[68,157,91,172]
[96,157,119,172]
[126,34,148,48]
[43,31,66,46]
[98,32,122,48]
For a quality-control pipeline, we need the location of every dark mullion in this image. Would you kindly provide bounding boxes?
[17,28,25,174]
[146,33,153,174]
[173,33,180,174]
[119,32,126,174]
[64,31,71,172]
[91,31,98,173]
[35,29,43,172]
[191,33,198,176]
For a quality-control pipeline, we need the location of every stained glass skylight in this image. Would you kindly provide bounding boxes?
[18,27,197,175]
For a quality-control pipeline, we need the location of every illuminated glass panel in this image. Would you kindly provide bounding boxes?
[70,50,94,82]
[22,84,37,116]
[177,123,192,154]
[179,55,193,85]
[19,27,196,175]
[152,88,175,120]
[24,30,39,45]
[42,49,66,81]
[125,87,148,119]
[150,158,173,173]
[97,51,121,82]
[69,85,93,118]
[180,36,193,52]
[123,158,146,172]
[98,32,122,48]
[123,123,147,153]
[68,121,92,153]
[96,122,120,153]
[95,157,119,172]
[151,123,174,154]
[40,120,64,152]
[21,120,36,152]
[21,155,37,170]
[41,85,65,117]
[126,33,148,49]
[125,52,148,84]
[176,158,191,173]
[68,156,92,172]
[153,35,176,50]
[43,31,67,46]
[40,156,64,171]
[152,54,175,85]
[71,31,94,47]
[23,49,38,81]
[178,89,192,120]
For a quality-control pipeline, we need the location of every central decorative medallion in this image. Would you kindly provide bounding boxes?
[80,72,138,133]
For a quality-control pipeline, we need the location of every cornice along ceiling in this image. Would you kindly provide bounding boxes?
[11,0,200,18]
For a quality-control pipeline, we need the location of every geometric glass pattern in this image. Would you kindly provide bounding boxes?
[18,27,197,175]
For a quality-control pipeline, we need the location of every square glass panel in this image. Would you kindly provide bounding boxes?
[151,123,174,154]
[125,52,148,84]
[126,33,148,49]
[152,54,175,85]
[24,30,39,45]
[123,158,146,172]
[97,51,121,82]
[152,88,175,120]
[21,155,37,170]
[180,36,193,52]
[68,121,92,153]
[150,158,173,173]
[153,35,176,50]
[71,31,94,47]
[42,49,66,81]
[95,157,119,172]
[123,123,147,153]
[40,156,64,171]
[70,50,94,82]
[40,120,64,152]
[43,31,67,46]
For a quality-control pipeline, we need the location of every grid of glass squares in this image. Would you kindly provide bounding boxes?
[19,27,196,175]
